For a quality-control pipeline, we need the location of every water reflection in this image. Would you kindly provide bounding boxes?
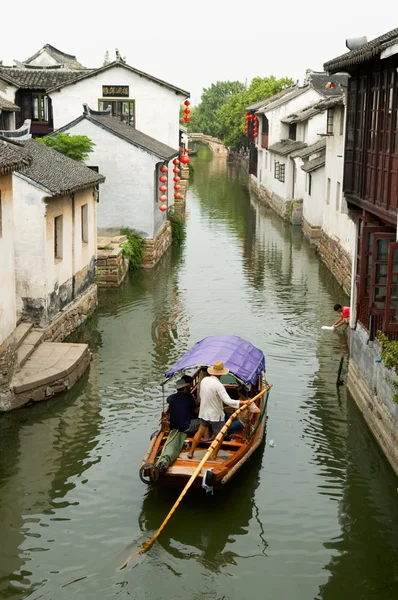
[0,370,103,599]
[138,445,268,572]
[0,149,397,600]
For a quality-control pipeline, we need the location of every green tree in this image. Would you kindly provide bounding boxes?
[218,75,293,150]
[187,81,246,138]
[37,133,96,162]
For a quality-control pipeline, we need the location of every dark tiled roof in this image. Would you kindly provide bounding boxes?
[268,139,307,156]
[282,96,344,124]
[259,86,308,112]
[0,66,93,90]
[245,87,296,111]
[0,96,20,111]
[301,154,326,173]
[324,28,398,72]
[46,60,189,96]
[55,106,178,160]
[20,138,105,196]
[253,73,347,115]
[0,137,31,175]
[23,44,86,69]
[291,138,326,159]
[308,72,348,95]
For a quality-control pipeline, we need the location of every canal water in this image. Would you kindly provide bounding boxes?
[1,147,397,599]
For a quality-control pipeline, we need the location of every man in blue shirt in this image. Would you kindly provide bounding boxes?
[167,377,200,434]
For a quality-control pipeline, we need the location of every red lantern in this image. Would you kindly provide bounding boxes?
[159,195,167,203]
[173,176,180,182]
[184,108,190,115]
[184,99,190,106]
[185,148,189,153]
[159,165,168,173]
[173,167,180,174]
[159,204,167,212]
[174,193,182,199]
[159,185,167,193]
[180,155,190,165]
[172,158,180,165]
[159,175,167,183]
[183,116,190,122]
[253,133,258,138]
[174,184,181,190]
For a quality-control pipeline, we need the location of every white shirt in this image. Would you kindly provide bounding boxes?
[199,376,240,422]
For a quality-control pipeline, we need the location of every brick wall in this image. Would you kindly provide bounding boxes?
[142,221,172,269]
[317,231,352,296]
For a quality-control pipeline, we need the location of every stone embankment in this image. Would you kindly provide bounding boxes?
[96,235,129,288]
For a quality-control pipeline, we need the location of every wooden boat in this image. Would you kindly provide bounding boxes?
[139,335,271,489]
[188,149,198,156]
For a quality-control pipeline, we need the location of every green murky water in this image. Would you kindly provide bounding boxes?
[1,146,397,599]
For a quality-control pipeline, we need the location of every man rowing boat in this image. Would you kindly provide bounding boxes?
[188,361,255,460]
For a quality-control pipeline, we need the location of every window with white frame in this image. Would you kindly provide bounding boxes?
[327,109,334,135]
[274,161,280,180]
[279,163,285,183]
[336,181,341,211]
[81,204,88,244]
[54,215,63,261]
[326,178,331,205]
[339,107,345,136]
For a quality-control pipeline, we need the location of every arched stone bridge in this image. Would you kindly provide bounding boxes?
[188,133,228,156]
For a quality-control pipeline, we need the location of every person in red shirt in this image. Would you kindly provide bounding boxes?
[333,304,350,329]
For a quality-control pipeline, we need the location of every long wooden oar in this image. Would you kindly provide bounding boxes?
[127,384,272,563]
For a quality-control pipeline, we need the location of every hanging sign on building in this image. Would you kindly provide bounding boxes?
[102,86,129,97]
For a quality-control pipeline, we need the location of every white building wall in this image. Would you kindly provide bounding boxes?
[44,194,73,290]
[303,167,325,227]
[0,82,18,104]
[0,173,16,343]
[322,105,355,257]
[264,88,321,145]
[60,118,169,238]
[12,176,47,314]
[50,65,183,149]
[73,188,97,273]
[256,89,328,202]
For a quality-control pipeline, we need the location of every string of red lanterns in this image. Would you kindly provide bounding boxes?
[244,113,258,138]
[158,164,168,212]
[183,99,190,123]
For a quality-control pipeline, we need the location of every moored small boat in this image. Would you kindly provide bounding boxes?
[139,335,271,490]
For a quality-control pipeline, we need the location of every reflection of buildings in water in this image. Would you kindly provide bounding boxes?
[316,396,398,599]
[0,355,102,597]
[137,446,268,571]
[303,324,398,599]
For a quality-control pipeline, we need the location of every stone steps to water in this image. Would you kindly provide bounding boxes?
[9,342,91,410]
[14,322,33,349]
[17,329,46,369]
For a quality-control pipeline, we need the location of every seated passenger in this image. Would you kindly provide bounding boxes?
[167,378,200,435]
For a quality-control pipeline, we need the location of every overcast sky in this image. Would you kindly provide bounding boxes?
[1,1,395,105]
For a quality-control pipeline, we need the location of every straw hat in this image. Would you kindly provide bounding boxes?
[207,361,229,376]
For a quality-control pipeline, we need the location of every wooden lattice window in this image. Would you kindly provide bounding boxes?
[274,161,280,180]
[369,232,396,314]
[279,164,285,183]
[384,242,398,330]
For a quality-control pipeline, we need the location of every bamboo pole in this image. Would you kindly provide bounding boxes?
[132,384,272,559]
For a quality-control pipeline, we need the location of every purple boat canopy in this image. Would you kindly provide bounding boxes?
[165,335,265,386]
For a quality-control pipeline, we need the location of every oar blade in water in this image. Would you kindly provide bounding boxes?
[119,532,156,570]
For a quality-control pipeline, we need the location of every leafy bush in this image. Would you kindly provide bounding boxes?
[378,332,398,403]
[37,133,95,162]
[120,227,145,270]
[167,206,186,245]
